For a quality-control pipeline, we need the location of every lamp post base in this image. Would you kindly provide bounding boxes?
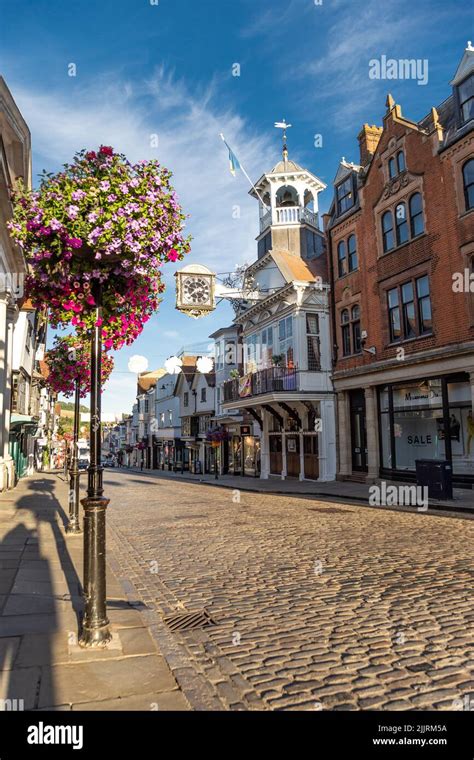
[65,521,82,535]
[79,621,112,648]
[80,494,111,647]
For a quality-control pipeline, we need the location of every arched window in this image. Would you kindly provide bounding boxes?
[348,234,358,272]
[388,157,396,179]
[382,210,394,252]
[409,193,424,237]
[397,151,405,173]
[463,159,474,211]
[337,240,347,277]
[395,202,408,246]
[341,309,351,356]
[351,305,361,353]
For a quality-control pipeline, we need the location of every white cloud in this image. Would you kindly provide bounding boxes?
[10,68,277,416]
[12,68,275,271]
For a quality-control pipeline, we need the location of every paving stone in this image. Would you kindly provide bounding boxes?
[39,654,177,707]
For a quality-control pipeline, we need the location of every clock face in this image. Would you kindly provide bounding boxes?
[182,275,211,305]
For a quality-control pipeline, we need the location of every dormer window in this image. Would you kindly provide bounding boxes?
[458,74,474,124]
[336,176,354,215]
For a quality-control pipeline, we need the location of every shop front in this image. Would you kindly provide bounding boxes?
[378,372,474,485]
[228,425,261,477]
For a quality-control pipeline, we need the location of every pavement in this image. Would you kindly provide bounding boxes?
[106,469,474,711]
[0,472,190,711]
[121,465,474,515]
[1,469,473,712]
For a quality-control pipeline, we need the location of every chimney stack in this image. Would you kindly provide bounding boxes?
[357,124,383,167]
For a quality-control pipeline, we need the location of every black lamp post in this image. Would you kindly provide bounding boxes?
[66,377,81,534]
[79,284,111,647]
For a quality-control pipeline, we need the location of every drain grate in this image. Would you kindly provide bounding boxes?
[163,608,216,631]
[307,507,352,515]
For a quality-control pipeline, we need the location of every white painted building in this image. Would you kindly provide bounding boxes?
[0,77,31,489]
[222,148,337,481]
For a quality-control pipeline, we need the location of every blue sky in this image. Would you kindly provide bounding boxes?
[1,0,471,414]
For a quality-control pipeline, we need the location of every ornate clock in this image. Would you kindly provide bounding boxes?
[175,264,216,318]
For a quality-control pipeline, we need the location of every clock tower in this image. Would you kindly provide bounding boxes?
[250,138,327,261]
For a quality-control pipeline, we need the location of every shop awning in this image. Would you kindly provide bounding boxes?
[10,414,39,436]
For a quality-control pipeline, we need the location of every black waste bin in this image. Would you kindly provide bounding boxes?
[415,459,453,500]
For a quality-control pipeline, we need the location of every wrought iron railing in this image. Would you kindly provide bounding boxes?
[223,366,299,403]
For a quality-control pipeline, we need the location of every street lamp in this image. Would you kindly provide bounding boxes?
[65,377,81,534]
[79,284,111,647]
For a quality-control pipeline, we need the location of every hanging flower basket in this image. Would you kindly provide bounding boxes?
[43,335,114,398]
[206,426,231,448]
[8,145,191,349]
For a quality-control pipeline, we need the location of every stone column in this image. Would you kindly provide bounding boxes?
[365,386,379,481]
[320,396,337,482]
[260,408,270,479]
[469,371,474,413]
[0,296,7,490]
[281,430,287,480]
[3,301,16,488]
[337,391,352,478]
[299,431,304,481]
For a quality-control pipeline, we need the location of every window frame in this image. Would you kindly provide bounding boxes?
[336,176,354,216]
[409,192,424,238]
[387,275,432,344]
[463,158,474,211]
[458,73,474,125]
[337,239,347,277]
[382,210,395,252]
[395,202,408,246]
[348,234,358,272]
[340,306,361,357]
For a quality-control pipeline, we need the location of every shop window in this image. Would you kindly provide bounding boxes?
[447,379,473,475]
[409,193,424,237]
[395,202,408,246]
[392,379,445,472]
[306,313,320,370]
[382,210,395,252]
[337,240,347,277]
[458,73,474,125]
[463,159,474,211]
[348,234,358,272]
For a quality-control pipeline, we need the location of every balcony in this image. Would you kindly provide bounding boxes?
[259,206,318,234]
[223,367,300,403]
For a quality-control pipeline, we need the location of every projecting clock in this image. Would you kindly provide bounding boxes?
[175,264,216,318]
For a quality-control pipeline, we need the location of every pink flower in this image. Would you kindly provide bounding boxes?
[167,249,179,262]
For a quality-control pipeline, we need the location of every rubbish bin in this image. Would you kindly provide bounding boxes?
[415,459,453,500]
[194,459,202,475]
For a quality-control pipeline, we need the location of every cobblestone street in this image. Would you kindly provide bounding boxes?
[106,470,474,711]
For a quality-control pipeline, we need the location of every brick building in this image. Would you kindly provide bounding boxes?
[325,43,474,487]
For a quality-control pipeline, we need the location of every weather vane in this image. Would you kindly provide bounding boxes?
[274,119,292,158]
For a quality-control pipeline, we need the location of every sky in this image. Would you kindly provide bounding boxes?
[1,0,471,415]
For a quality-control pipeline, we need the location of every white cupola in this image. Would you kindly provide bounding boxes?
[250,123,327,259]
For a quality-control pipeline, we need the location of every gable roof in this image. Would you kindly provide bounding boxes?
[137,369,166,393]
